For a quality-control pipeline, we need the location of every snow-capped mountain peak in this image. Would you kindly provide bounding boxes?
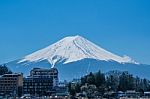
[18,35,137,67]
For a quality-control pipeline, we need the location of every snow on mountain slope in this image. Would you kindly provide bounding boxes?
[18,35,137,67]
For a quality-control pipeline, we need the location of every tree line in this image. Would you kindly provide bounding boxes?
[68,70,150,97]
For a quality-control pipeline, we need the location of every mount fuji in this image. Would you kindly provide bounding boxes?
[5,35,150,81]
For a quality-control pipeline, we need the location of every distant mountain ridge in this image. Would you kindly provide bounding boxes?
[4,35,150,81]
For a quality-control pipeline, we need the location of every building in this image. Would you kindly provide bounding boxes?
[23,68,59,96]
[55,81,69,96]
[30,68,59,87]
[0,73,23,97]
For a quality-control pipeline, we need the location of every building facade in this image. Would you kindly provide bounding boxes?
[0,73,23,97]
[23,68,58,96]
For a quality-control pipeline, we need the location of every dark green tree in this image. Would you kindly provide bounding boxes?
[94,71,105,87]
[135,76,141,91]
[106,75,118,91]
[87,72,95,84]
[81,76,87,85]
[75,83,81,93]
[141,79,150,91]
[68,83,76,96]
[0,64,12,75]
[118,72,135,91]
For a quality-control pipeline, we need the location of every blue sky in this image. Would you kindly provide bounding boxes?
[0,0,150,64]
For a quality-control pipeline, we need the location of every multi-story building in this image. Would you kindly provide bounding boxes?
[30,68,59,87]
[23,68,59,96]
[0,73,23,97]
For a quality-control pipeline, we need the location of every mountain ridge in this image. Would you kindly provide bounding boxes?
[18,35,137,67]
